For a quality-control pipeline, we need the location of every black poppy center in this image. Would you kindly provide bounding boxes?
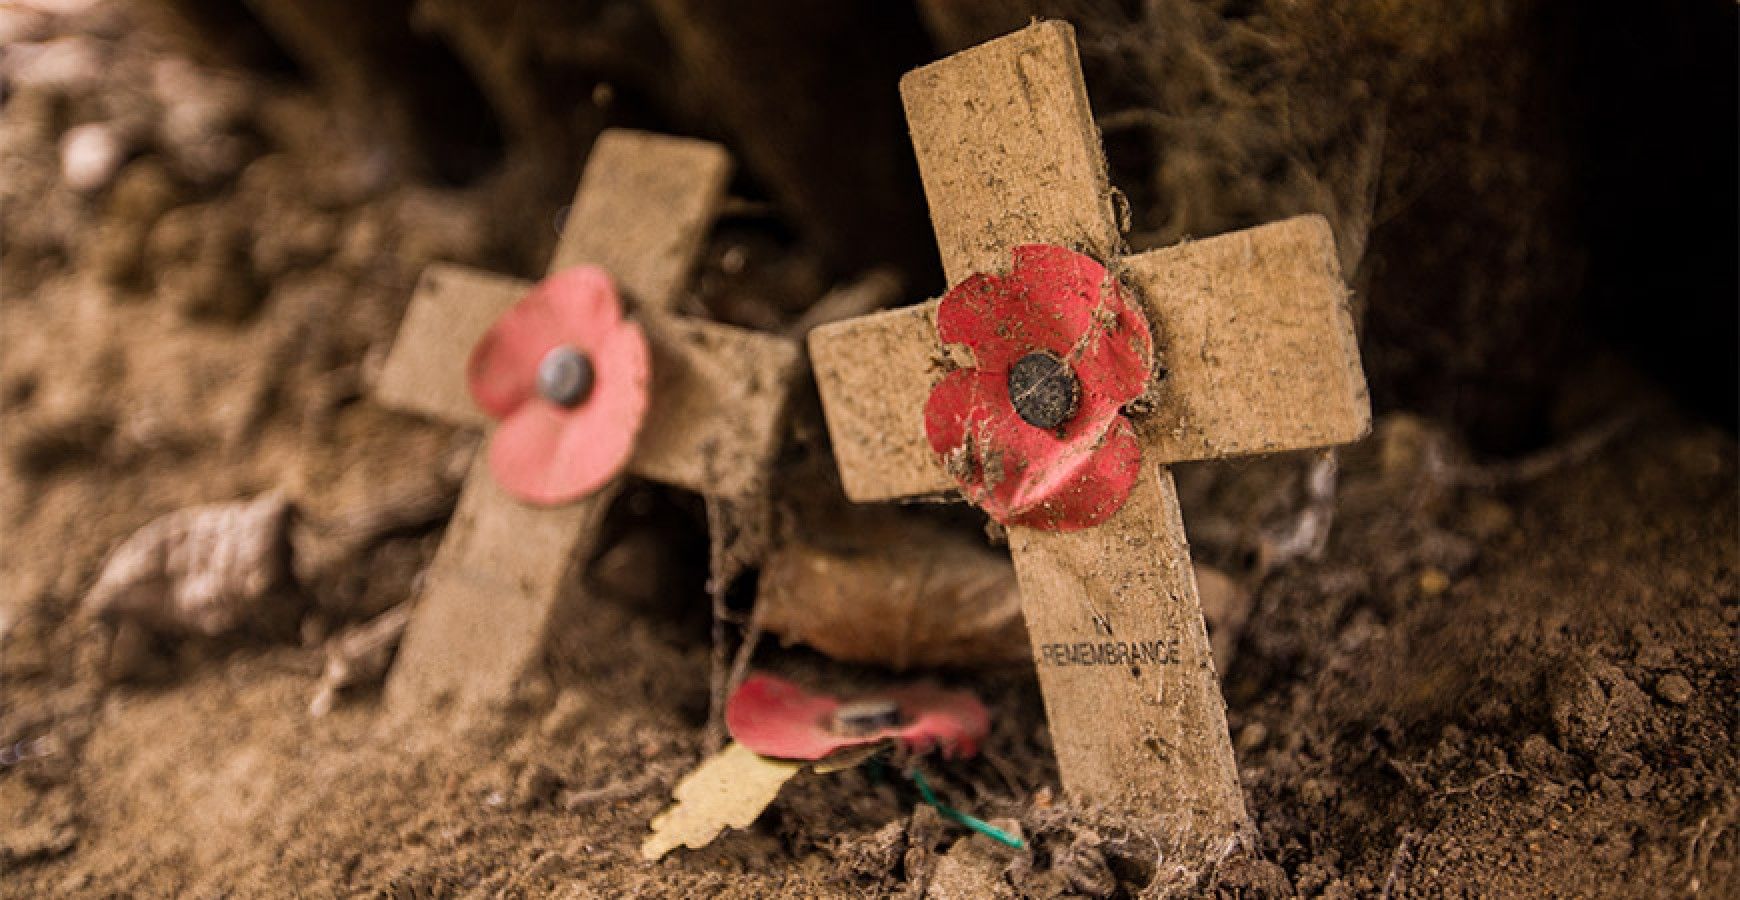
[536,345,594,408]
[831,699,902,736]
[1007,350,1081,429]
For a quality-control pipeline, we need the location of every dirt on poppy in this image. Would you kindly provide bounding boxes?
[2,3,1736,898]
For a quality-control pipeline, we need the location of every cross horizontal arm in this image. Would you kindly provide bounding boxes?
[636,316,800,499]
[1128,215,1370,459]
[808,215,1369,502]
[807,302,948,502]
[375,263,519,429]
[375,265,798,498]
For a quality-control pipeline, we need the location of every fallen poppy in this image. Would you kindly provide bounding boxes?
[467,265,650,505]
[923,244,1154,531]
[726,672,989,761]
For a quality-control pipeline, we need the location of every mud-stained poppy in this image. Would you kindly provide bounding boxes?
[726,672,989,761]
[923,244,1154,531]
[466,265,649,505]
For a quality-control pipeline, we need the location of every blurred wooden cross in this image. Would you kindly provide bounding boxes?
[809,23,1369,848]
[372,130,800,725]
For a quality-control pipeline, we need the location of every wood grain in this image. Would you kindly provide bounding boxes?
[374,263,521,428]
[1008,467,1245,841]
[808,302,949,502]
[1128,215,1371,464]
[633,317,802,498]
[900,20,1117,285]
[551,130,731,313]
[382,130,749,722]
[383,455,615,718]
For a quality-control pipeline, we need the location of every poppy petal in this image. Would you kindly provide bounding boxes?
[486,320,650,505]
[999,417,1143,531]
[726,673,990,762]
[540,265,625,355]
[922,368,1001,462]
[936,270,1077,372]
[467,289,566,420]
[466,265,626,420]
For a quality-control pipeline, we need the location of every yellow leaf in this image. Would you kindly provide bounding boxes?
[640,742,802,861]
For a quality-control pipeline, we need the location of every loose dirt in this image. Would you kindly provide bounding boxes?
[3,4,1733,897]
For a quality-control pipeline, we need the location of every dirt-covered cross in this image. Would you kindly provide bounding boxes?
[371,130,799,726]
[808,23,1370,848]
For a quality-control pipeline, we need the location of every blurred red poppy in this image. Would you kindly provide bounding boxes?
[466,265,650,505]
[726,672,989,761]
[923,244,1154,531]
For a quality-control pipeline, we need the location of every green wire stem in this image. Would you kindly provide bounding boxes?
[907,769,1026,850]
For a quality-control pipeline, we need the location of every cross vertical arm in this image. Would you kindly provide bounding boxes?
[894,21,1248,835]
[812,23,1368,843]
[550,130,732,311]
[378,268,802,502]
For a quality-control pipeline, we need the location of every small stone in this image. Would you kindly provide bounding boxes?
[82,492,292,637]
[1417,568,1450,596]
[60,123,124,192]
[1236,722,1268,754]
[1655,673,1693,706]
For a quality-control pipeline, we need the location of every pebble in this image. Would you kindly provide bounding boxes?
[1236,721,1269,754]
[1654,673,1693,706]
[59,122,123,192]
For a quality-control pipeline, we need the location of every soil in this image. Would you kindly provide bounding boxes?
[2,3,1735,898]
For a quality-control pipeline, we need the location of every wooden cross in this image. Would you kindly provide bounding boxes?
[808,23,1369,844]
[372,130,800,724]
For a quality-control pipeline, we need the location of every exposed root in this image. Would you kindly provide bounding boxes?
[1255,449,1339,577]
[1379,830,1418,900]
[308,603,412,717]
[1449,412,1641,489]
[702,493,774,751]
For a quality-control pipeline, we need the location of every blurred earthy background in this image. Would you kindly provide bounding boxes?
[1,1,1734,896]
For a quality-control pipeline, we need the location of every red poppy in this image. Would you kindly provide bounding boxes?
[923,244,1155,531]
[726,672,989,761]
[466,265,650,505]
